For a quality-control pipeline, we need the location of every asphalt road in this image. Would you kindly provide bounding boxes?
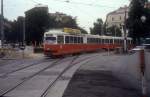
[63,70,142,97]
[0,53,99,97]
[0,51,150,97]
[63,52,148,97]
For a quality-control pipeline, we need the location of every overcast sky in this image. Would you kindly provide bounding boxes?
[2,0,130,32]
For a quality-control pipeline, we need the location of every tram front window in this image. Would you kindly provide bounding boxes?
[45,37,56,44]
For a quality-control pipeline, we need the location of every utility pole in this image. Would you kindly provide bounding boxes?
[23,17,25,46]
[101,23,104,36]
[21,17,26,58]
[123,7,127,53]
[0,0,4,48]
[115,26,116,37]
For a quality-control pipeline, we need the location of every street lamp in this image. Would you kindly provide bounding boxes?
[141,15,146,23]
[140,15,147,97]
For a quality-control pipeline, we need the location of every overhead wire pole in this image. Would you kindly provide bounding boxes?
[123,7,127,53]
[23,17,25,46]
[0,0,4,48]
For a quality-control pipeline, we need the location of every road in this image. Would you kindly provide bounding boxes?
[0,53,98,97]
[63,52,149,97]
[0,51,149,97]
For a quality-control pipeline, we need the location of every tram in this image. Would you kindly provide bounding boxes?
[43,28,132,56]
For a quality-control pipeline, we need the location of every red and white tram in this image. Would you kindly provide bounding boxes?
[43,28,132,56]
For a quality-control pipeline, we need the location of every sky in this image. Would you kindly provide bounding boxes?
[1,0,130,32]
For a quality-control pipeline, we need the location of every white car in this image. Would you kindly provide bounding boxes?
[132,46,145,51]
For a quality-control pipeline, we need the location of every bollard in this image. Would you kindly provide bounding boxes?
[139,49,147,97]
[140,50,145,75]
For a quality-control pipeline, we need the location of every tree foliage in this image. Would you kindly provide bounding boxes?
[106,25,122,36]
[2,8,87,44]
[25,7,51,45]
[78,27,88,34]
[127,0,149,44]
[90,18,103,35]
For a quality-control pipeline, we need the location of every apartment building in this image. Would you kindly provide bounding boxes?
[105,6,129,29]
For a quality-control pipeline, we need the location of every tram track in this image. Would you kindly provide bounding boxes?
[0,59,51,78]
[0,55,82,97]
[0,58,65,97]
[41,54,99,97]
[0,53,99,97]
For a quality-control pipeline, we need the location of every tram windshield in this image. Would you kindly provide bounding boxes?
[44,37,56,44]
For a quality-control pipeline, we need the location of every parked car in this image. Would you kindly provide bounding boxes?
[142,38,150,50]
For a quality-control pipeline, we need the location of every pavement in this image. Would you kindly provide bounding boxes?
[63,70,141,97]
[62,52,147,97]
[0,51,150,97]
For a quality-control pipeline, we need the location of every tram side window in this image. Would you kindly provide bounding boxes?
[78,37,83,43]
[96,38,99,43]
[130,40,132,44]
[57,36,64,44]
[105,39,109,44]
[118,40,120,44]
[77,37,79,43]
[119,40,121,44]
[91,38,94,43]
[74,37,78,43]
[87,38,89,43]
[70,36,74,43]
[127,40,130,45]
[110,39,113,44]
[115,40,118,44]
[121,40,123,44]
[65,36,69,43]
[92,38,95,43]
[99,39,101,44]
[78,37,80,43]
[93,38,95,43]
[81,37,83,43]
[101,39,104,44]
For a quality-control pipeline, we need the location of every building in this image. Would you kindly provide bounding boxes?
[105,6,129,29]
[145,2,150,9]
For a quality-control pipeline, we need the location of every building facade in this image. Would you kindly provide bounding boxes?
[105,6,129,29]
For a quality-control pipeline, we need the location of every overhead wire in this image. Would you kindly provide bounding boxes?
[52,0,117,8]
[30,0,41,4]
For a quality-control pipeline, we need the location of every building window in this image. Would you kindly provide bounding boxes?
[112,17,114,21]
[120,16,121,20]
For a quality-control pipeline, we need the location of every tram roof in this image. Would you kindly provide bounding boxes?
[44,29,69,35]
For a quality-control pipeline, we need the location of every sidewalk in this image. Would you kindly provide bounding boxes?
[63,70,141,97]
[62,53,143,97]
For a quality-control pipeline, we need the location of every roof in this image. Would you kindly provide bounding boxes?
[107,6,129,15]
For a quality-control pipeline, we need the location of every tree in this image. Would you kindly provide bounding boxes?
[90,18,103,35]
[0,18,12,43]
[11,17,24,43]
[106,25,122,36]
[127,0,148,44]
[25,7,51,45]
[49,12,86,34]
[78,27,88,34]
